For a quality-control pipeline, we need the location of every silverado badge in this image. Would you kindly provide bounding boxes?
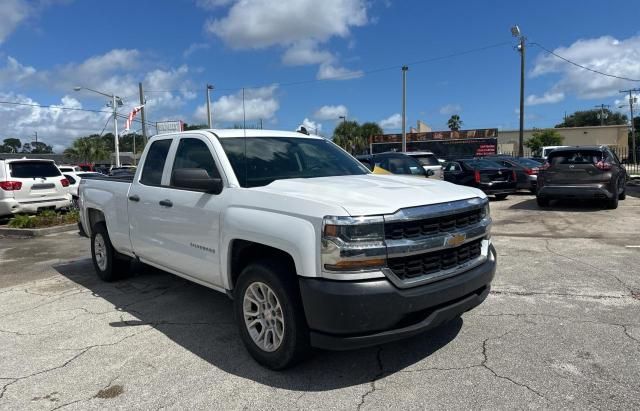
[445,233,466,248]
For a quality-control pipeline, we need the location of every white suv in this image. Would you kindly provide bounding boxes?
[0,159,72,216]
[405,151,444,179]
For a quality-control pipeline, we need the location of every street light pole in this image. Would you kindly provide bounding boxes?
[620,89,639,164]
[206,84,214,128]
[74,86,122,167]
[402,66,408,153]
[512,25,525,157]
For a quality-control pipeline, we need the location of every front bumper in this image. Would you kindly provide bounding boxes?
[0,195,72,217]
[299,245,496,350]
[537,183,613,199]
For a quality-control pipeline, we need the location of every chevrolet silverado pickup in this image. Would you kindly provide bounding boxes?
[79,129,496,369]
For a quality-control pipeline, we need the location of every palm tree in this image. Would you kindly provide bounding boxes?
[447,115,463,131]
[64,137,110,164]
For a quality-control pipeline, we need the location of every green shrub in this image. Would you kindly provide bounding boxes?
[8,214,36,228]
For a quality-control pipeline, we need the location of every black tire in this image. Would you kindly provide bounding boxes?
[233,260,310,370]
[495,194,508,200]
[619,185,626,200]
[90,223,130,282]
[536,196,550,207]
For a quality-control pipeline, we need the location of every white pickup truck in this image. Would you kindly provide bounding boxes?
[79,129,496,369]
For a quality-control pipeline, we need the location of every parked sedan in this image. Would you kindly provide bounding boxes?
[484,155,541,192]
[357,152,435,178]
[536,146,627,209]
[443,159,517,199]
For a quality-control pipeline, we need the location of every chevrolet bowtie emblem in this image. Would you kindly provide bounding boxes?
[445,233,466,247]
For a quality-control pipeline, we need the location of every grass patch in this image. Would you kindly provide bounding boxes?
[7,210,79,229]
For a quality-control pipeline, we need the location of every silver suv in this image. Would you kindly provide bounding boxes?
[405,151,443,179]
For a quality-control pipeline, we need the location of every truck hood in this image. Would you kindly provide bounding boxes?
[253,174,485,216]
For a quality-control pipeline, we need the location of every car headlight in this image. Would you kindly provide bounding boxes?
[322,216,386,272]
[481,202,490,219]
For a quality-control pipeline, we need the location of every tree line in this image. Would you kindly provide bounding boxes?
[0,138,54,154]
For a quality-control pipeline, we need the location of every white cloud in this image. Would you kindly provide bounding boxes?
[531,35,640,99]
[0,0,29,44]
[301,118,322,134]
[183,42,210,58]
[281,40,333,66]
[317,62,363,80]
[195,85,279,123]
[0,56,38,86]
[313,104,348,120]
[379,113,402,130]
[0,92,112,152]
[206,0,368,49]
[439,104,461,115]
[525,91,564,105]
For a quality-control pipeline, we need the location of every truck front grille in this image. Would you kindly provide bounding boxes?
[385,209,482,240]
[387,238,483,280]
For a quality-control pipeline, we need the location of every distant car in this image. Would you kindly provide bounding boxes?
[58,165,82,173]
[536,146,627,209]
[63,171,103,198]
[541,146,569,159]
[443,159,517,200]
[404,151,443,179]
[483,155,542,193]
[357,152,435,178]
[0,159,71,216]
[526,157,545,164]
[109,166,137,176]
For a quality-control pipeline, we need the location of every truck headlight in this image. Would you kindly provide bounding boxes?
[481,202,490,219]
[322,216,386,271]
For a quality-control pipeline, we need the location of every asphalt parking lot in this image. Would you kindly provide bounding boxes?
[1,187,639,410]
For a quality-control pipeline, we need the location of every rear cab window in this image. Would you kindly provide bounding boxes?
[9,161,61,178]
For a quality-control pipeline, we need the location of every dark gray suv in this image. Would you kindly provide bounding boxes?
[536,146,627,209]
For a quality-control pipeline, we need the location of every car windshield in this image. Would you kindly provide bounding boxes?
[9,161,62,178]
[463,159,503,169]
[548,150,603,165]
[411,154,440,166]
[219,137,369,188]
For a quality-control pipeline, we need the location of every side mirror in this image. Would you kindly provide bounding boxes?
[172,168,223,194]
[425,169,435,177]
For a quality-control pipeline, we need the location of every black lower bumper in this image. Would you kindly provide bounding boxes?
[538,184,613,199]
[299,245,496,350]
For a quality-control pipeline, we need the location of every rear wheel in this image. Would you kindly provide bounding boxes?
[233,260,310,370]
[495,194,508,200]
[536,196,550,207]
[90,223,130,282]
[619,182,626,200]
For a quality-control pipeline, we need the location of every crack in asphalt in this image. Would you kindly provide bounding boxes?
[480,332,545,400]
[544,239,635,296]
[356,347,384,411]
[490,289,628,300]
[477,313,640,348]
[0,290,90,320]
[0,328,152,402]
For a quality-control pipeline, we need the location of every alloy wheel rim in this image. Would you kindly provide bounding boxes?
[243,282,284,352]
[94,233,107,271]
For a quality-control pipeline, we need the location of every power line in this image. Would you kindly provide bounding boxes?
[0,100,112,114]
[145,41,513,94]
[530,42,640,82]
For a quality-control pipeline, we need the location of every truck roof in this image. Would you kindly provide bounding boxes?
[178,129,325,140]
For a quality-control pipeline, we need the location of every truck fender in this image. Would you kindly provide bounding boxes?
[220,207,318,289]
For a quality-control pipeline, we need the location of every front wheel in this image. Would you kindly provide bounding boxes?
[90,223,130,282]
[537,196,550,207]
[495,194,508,200]
[233,260,310,370]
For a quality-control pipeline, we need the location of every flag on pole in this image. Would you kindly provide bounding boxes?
[124,105,144,132]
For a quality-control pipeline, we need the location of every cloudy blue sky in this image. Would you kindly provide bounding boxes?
[1,0,639,151]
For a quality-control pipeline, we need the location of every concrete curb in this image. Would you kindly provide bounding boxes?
[0,224,77,238]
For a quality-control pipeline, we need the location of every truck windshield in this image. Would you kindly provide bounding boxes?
[219,137,369,188]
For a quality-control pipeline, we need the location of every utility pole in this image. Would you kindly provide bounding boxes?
[595,104,610,126]
[206,84,214,128]
[620,88,639,164]
[33,131,38,144]
[112,95,120,167]
[401,66,408,152]
[512,25,525,157]
[260,118,263,130]
[138,82,147,145]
